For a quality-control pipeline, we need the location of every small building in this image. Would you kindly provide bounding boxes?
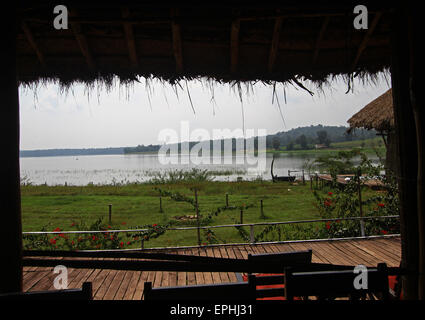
[347,88,398,177]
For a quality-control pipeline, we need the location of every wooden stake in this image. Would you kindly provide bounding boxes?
[159,196,163,213]
[357,170,365,237]
[260,199,264,218]
[195,189,200,246]
[108,204,112,225]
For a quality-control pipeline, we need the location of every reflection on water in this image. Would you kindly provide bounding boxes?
[20,153,320,186]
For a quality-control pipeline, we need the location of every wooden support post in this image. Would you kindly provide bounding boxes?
[310,175,313,190]
[225,193,229,208]
[250,225,255,244]
[390,7,419,299]
[108,204,112,225]
[240,209,244,224]
[408,7,425,300]
[1,16,23,293]
[302,170,305,185]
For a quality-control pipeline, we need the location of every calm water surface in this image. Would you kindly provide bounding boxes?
[20,153,318,186]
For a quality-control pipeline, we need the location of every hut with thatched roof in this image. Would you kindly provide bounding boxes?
[2,1,425,300]
[347,88,398,176]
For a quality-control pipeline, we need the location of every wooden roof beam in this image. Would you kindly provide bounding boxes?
[22,21,46,67]
[351,12,382,71]
[171,9,183,74]
[268,17,284,73]
[70,10,95,71]
[122,8,138,68]
[230,19,240,74]
[312,16,330,65]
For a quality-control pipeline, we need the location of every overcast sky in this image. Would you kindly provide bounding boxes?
[18,73,391,150]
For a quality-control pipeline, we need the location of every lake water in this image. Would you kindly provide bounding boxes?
[20,153,318,186]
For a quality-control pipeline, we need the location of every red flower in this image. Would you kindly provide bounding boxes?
[92,236,96,241]
[70,222,76,227]
[121,222,127,225]
[107,225,112,229]
[328,192,333,196]
[324,200,332,207]
[336,220,341,223]
[127,241,131,245]
[53,227,61,232]
[120,242,124,247]
[71,241,75,245]
[381,230,388,235]
[378,203,385,208]
[49,238,56,245]
[325,221,331,230]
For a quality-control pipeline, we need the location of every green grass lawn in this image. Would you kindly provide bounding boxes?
[267,137,385,156]
[21,179,391,249]
[21,181,322,248]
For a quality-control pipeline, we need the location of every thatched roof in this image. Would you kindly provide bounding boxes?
[347,88,394,131]
[16,2,394,89]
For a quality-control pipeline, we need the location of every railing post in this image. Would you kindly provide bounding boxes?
[250,225,255,244]
[225,193,229,208]
[195,189,201,246]
[357,168,366,237]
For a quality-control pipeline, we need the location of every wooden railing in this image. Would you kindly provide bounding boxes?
[23,215,400,250]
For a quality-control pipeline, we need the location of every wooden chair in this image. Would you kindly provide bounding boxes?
[0,282,92,300]
[284,263,389,300]
[246,249,312,299]
[143,275,256,301]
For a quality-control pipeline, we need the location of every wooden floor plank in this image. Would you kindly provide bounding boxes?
[133,271,150,300]
[212,246,229,283]
[199,247,213,284]
[122,271,142,300]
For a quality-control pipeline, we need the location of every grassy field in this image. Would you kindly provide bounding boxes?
[21,181,324,248]
[267,137,385,156]
[21,178,390,249]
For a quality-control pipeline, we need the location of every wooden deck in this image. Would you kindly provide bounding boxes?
[23,236,401,300]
